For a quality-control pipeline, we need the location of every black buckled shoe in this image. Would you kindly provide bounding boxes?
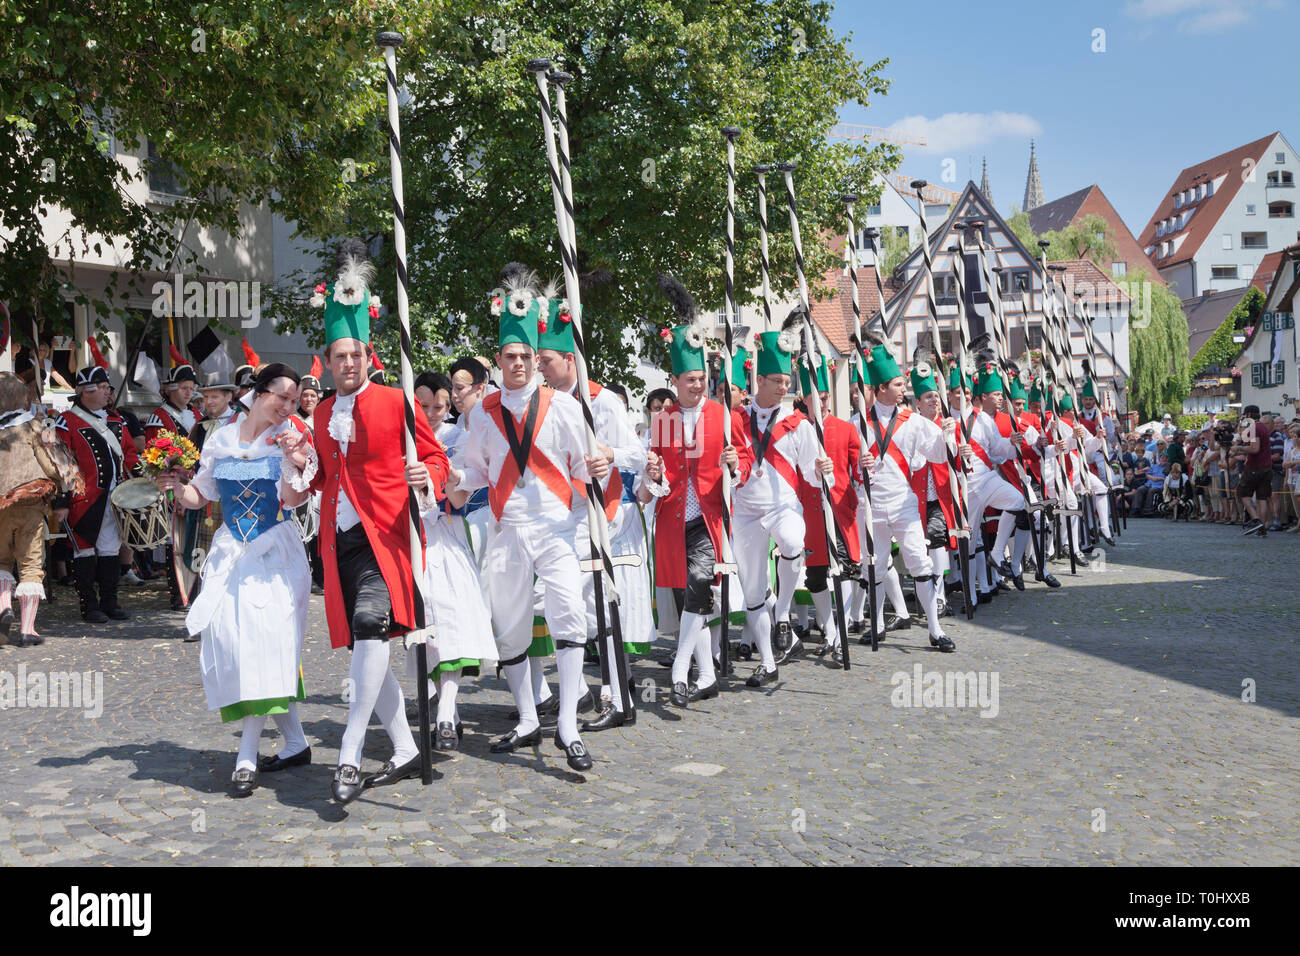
[332,764,363,805]
[577,688,596,713]
[258,746,311,773]
[490,726,542,754]
[364,754,421,789]
[229,768,258,798]
[1010,572,1025,591]
[736,642,754,661]
[509,694,558,722]
[930,634,956,653]
[553,732,593,772]
[1036,571,1062,588]
[745,664,778,687]
[887,615,913,632]
[690,681,719,703]
[776,635,804,666]
[582,702,635,732]
[435,722,459,752]
[773,621,793,653]
[671,681,691,706]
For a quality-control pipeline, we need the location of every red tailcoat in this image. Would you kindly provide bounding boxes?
[907,412,958,550]
[55,405,140,549]
[144,402,197,444]
[798,414,861,565]
[649,399,753,589]
[311,384,449,649]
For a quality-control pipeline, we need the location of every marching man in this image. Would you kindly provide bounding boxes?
[448,265,608,773]
[859,337,957,651]
[55,366,139,624]
[147,361,199,611]
[795,356,860,661]
[731,316,832,684]
[536,294,649,732]
[639,275,752,707]
[282,239,450,805]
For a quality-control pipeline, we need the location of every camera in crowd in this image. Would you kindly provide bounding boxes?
[1213,421,1236,449]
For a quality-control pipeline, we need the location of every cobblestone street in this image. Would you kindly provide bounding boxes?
[2,519,1296,866]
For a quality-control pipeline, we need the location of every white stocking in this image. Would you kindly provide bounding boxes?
[236,716,265,773]
[503,660,538,737]
[885,565,909,620]
[916,576,945,640]
[373,659,418,766]
[1012,528,1030,573]
[270,701,308,758]
[555,644,585,746]
[436,670,460,726]
[774,554,802,622]
[530,655,552,705]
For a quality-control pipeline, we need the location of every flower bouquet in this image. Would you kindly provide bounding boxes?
[140,430,199,501]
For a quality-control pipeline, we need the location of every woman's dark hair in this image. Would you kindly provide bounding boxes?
[448,356,488,386]
[252,362,301,394]
[415,371,452,398]
[646,387,677,407]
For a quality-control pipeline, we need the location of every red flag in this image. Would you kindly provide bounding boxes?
[87,337,109,370]
[241,338,261,367]
[309,355,322,379]
[168,344,187,367]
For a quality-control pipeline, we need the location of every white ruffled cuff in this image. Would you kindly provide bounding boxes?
[416,467,444,515]
[643,474,671,498]
[282,445,318,492]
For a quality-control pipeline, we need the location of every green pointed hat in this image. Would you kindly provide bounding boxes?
[1057,389,1074,411]
[1028,382,1044,404]
[947,356,972,392]
[663,324,706,375]
[864,343,902,387]
[851,352,865,387]
[798,355,831,396]
[1005,363,1030,402]
[538,297,579,353]
[1081,377,1097,400]
[730,346,752,390]
[754,330,795,377]
[312,238,377,346]
[972,359,1006,397]
[492,263,545,350]
[909,336,940,398]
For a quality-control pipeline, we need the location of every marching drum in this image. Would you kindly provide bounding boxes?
[110,477,172,550]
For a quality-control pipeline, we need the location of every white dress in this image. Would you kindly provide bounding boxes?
[185,420,311,717]
[420,423,496,669]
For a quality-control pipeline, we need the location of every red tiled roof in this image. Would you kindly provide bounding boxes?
[1137,132,1279,269]
[1053,258,1131,304]
[1250,251,1284,293]
[1033,185,1164,284]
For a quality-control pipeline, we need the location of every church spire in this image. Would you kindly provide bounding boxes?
[1023,140,1044,212]
[980,156,993,206]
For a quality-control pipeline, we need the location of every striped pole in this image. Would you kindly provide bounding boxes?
[911,180,976,618]
[530,61,633,719]
[841,195,878,654]
[716,125,742,681]
[863,227,889,332]
[775,161,852,659]
[753,164,773,394]
[376,30,433,786]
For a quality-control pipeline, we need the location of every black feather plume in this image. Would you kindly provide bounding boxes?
[912,331,939,367]
[580,268,613,290]
[334,237,369,272]
[499,261,537,293]
[969,332,997,369]
[1082,357,1095,380]
[656,273,696,321]
[780,305,807,333]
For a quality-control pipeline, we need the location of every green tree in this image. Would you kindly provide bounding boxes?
[1006,205,1038,252]
[269,0,899,387]
[1126,269,1191,420]
[1042,214,1119,266]
[1189,286,1264,377]
[1,0,403,339]
[876,224,916,277]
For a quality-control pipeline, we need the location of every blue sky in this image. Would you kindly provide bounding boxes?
[830,0,1297,236]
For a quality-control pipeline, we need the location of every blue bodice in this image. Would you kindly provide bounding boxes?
[213,456,291,544]
[443,486,489,518]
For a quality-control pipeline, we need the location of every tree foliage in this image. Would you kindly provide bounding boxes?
[876,224,916,278]
[1189,287,1264,377]
[268,0,899,386]
[1,0,405,340]
[1128,269,1191,420]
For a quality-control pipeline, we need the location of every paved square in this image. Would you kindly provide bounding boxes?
[2,520,1295,865]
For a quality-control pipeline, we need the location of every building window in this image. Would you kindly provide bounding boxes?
[935,274,957,306]
[1246,204,1256,215]
[1267,171,1279,186]
[1222,233,1232,250]
[146,140,187,198]
[1268,201,1294,218]
[1277,152,1287,164]
[1111,262,1126,278]
[1251,361,1285,387]
[866,204,881,216]
[1210,266,1238,280]
[895,225,909,241]
[1242,232,1267,249]
[1026,325,1043,350]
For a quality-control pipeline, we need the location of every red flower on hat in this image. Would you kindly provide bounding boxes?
[744,358,753,371]
[368,304,380,319]
[558,310,572,324]
[315,283,327,295]
[538,319,548,333]
[660,328,673,341]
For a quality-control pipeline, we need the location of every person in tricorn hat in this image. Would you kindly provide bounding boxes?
[147,361,200,611]
[53,366,139,623]
[280,238,450,804]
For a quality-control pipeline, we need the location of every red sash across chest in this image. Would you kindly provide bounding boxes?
[749,411,804,490]
[483,388,573,520]
[864,406,913,478]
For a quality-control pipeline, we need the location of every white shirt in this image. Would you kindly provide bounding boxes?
[966,409,1017,476]
[679,401,704,522]
[329,377,370,532]
[734,402,828,515]
[459,380,591,525]
[860,401,948,515]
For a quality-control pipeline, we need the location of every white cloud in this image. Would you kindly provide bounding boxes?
[1124,0,1265,33]
[889,112,1043,154]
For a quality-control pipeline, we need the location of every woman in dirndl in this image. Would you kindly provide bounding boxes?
[414,372,497,752]
[156,363,314,797]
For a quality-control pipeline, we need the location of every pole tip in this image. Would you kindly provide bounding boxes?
[722,126,741,140]
[527,57,552,74]
[1038,239,1051,250]
[910,178,928,190]
[992,265,1004,273]
[863,226,880,239]
[840,192,858,204]
[1049,264,1067,273]
[752,162,770,174]
[376,31,404,48]
[775,161,797,173]
[547,69,573,86]
[966,219,986,229]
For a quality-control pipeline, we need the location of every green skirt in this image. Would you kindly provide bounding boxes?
[427,657,481,678]
[220,674,305,723]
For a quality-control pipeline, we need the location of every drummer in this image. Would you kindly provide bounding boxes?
[54,366,139,624]
[147,364,198,611]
